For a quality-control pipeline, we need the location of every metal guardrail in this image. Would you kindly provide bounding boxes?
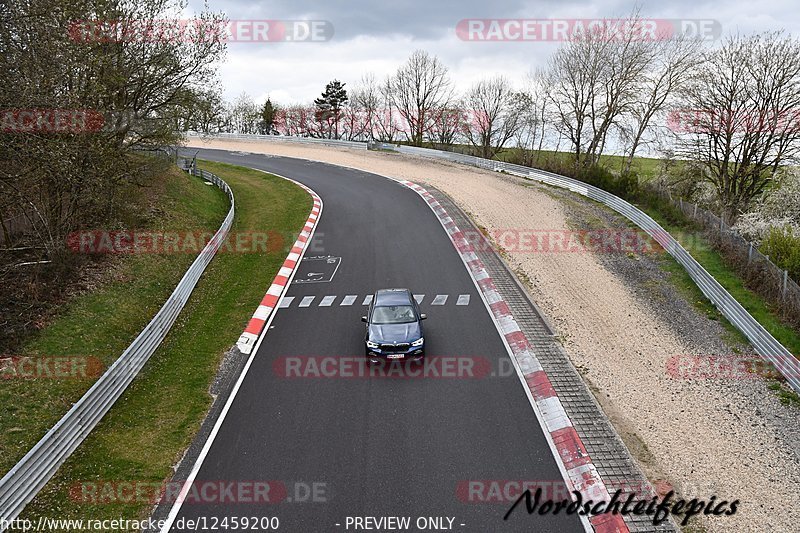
[381,142,800,395]
[187,133,800,393]
[0,159,235,528]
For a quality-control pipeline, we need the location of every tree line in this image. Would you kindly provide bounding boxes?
[191,16,800,225]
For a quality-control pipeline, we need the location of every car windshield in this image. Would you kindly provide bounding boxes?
[371,305,416,324]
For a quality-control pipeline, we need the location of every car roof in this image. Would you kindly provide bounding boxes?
[374,288,413,306]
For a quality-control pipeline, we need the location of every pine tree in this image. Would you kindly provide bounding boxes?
[260,98,278,134]
[314,80,348,138]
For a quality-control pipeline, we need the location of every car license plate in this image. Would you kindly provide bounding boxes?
[386,354,404,359]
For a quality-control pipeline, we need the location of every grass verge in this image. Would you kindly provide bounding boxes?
[14,160,311,527]
[0,165,229,474]
[636,198,800,358]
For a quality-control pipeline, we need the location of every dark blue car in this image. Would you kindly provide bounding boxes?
[362,288,426,364]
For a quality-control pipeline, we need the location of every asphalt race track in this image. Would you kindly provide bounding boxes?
[167,148,585,532]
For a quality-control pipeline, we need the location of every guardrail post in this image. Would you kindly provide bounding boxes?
[784,270,789,300]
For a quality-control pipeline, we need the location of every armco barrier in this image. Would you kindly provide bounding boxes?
[0,159,234,528]
[383,142,800,395]
[191,133,800,395]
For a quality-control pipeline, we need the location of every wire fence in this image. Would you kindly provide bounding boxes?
[368,141,800,394]
[650,188,800,326]
[0,156,234,529]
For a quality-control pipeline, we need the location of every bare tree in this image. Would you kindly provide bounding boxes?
[545,32,607,163]
[510,72,551,165]
[349,74,381,141]
[461,76,523,159]
[546,10,659,166]
[620,35,702,173]
[675,32,800,221]
[192,89,227,134]
[373,76,401,142]
[280,104,311,136]
[390,50,453,146]
[586,15,657,163]
[229,92,260,134]
[430,103,465,150]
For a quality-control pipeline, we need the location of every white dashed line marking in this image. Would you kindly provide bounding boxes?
[432,294,448,305]
[279,293,472,308]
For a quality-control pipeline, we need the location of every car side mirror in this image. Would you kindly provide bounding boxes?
[420,313,427,320]
[361,316,368,322]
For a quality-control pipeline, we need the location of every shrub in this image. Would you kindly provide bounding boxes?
[578,164,640,199]
[760,226,800,282]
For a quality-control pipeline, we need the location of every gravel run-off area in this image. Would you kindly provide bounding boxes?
[186,137,800,532]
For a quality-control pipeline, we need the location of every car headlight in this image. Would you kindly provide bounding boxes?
[366,341,380,349]
[411,337,424,347]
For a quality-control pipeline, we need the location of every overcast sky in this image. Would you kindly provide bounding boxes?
[186,0,798,105]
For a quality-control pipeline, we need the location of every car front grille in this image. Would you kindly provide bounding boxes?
[380,343,410,353]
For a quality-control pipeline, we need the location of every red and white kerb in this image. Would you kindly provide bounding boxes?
[236,184,322,354]
[400,180,629,533]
